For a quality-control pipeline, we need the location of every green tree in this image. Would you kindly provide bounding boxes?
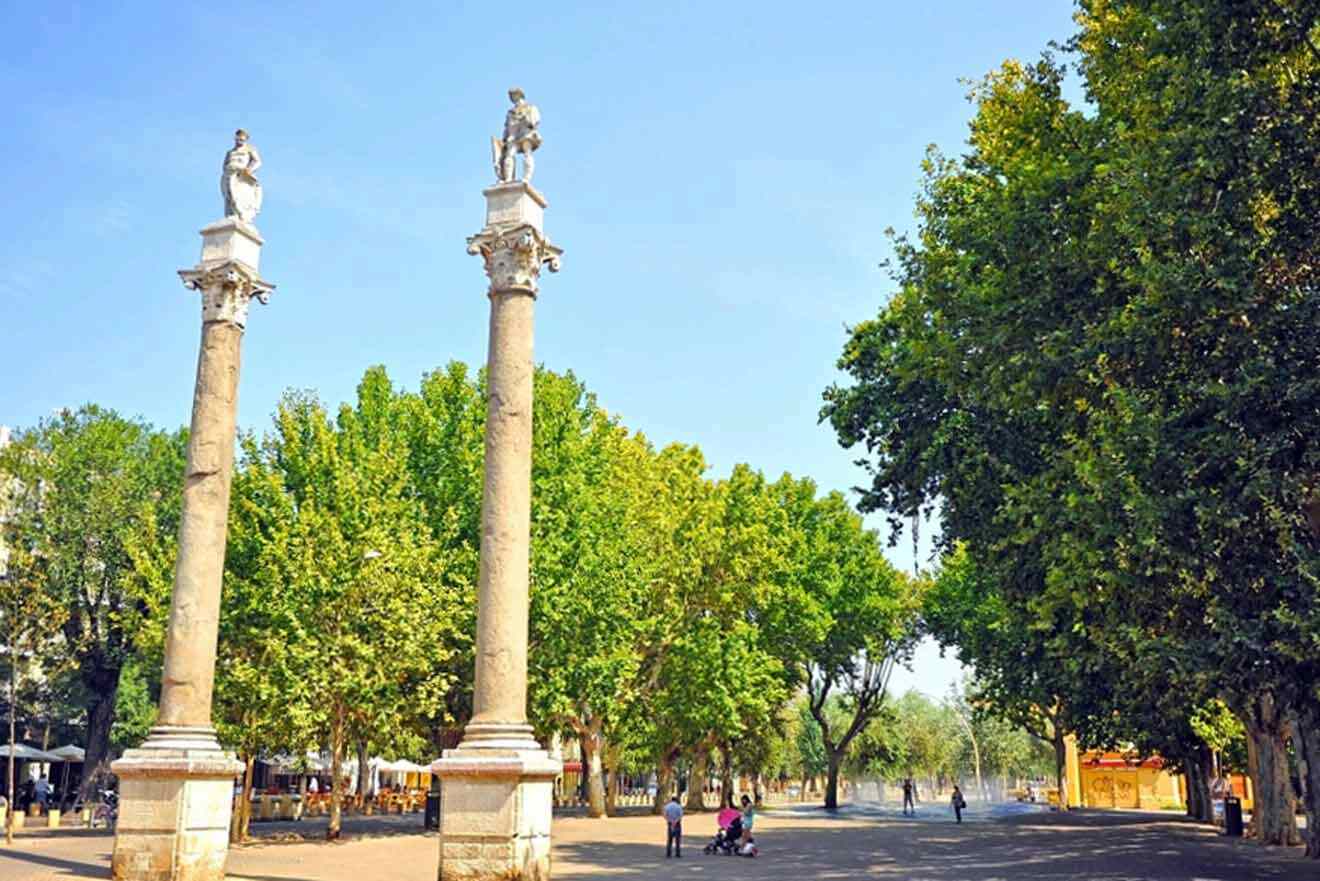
[108,660,156,756]
[791,700,828,800]
[527,370,657,817]
[825,5,1320,845]
[770,479,921,809]
[0,465,67,842]
[0,407,182,803]
[241,378,468,839]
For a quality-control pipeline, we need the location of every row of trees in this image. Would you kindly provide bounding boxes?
[846,689,1056,800]
[0,362,926,838]
[824,0,1320,857]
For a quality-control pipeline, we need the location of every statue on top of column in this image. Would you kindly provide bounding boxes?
[222,129,263,223]
[491,88,542,185]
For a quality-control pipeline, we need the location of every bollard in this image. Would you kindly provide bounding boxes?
[48,808,61,828]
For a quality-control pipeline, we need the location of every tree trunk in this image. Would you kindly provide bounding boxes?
[1243,692,1299,846]
[799,773,809,802]
[720,742,735,807]
[77,669,120,805]
[1183,750,1213,822]
[327,711,344,840]
[685,747,708,812]
[580,722,606,819]
[1287,701,1320,858]
[355,740,370,801]
[604,748,619,816]
[231,753,255,843]
[7,640,16,846]
[1183,754,1201,820]
[1194,746,1214,823]
[824,752,842,810]
[652,753,675,815]
[1052,731,1070,812]
[578,740,589,804]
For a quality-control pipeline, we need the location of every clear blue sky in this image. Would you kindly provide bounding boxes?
[2,0,1081,696]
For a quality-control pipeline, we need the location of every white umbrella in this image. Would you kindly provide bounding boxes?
[0,744,60,761]
[48,745,85,762]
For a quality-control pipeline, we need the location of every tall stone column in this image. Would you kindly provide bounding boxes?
[431,178,562,881]
[112,215,272,881]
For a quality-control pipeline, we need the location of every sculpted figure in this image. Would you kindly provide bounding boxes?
[222,129,263,223]
[492,88,542,184]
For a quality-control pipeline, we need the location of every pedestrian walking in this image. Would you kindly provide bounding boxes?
[951,785,966,823]
[902,778,915,815]
[664,794,683,858]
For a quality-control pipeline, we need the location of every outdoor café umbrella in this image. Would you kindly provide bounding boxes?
[47,745,85,799]
[0,744,60,761]
[0,744,62,801]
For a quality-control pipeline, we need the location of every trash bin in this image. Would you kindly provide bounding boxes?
[424,791,441,831]
[1224,796,1244,837]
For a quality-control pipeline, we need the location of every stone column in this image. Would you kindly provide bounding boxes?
[111,218,272,881]
[431,181,561,881]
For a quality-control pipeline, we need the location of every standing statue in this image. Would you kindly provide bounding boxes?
[222,129,263,223]
[492,88,542,185]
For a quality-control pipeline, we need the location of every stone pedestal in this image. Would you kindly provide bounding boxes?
[112,217,271,881]
[435,180,560,881]
[111,730,242,881]
[432,751,560,881]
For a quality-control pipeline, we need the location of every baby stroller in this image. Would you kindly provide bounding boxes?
[703,806,744,855]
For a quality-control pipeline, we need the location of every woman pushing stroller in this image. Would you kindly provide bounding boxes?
[703,795,758,857]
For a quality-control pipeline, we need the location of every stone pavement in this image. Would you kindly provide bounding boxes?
[0,805,1313,881]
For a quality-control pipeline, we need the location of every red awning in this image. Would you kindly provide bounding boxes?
[561,761,583,773]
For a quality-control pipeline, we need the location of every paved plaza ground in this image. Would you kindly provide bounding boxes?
[0,803,1313,881]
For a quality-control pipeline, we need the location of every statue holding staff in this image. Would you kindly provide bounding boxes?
[492,88,542,185]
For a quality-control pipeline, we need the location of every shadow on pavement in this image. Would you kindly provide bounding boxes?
[0,847,111,879]
[239,813,434,845]
[554,810,1310,881]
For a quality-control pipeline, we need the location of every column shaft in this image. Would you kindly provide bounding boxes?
[471,289,535,726]
[157,317,243,729]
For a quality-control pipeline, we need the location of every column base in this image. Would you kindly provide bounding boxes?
[431,746,562,881]
[110,727,243,881]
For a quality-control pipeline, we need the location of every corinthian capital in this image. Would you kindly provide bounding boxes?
[467,225,563,296]
[178,262,275,328]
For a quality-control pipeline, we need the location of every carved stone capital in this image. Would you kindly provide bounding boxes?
[178,260,275,328]
[467,224,562,297]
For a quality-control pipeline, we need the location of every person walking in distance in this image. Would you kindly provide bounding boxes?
[664,794,683,858]
[951,785,966,823]
[902,778,916,815]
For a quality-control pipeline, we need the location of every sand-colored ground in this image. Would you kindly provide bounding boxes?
[0,805,1312,880]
